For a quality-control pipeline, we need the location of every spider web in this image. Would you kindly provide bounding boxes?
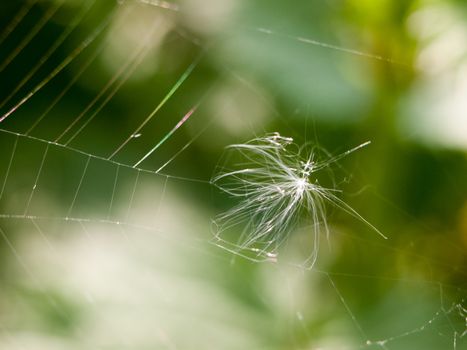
[0,1,465,349]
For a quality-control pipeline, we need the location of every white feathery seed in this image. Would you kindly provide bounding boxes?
[212,132,387,268]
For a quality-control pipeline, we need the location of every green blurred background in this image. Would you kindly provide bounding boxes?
[0,0,466,349]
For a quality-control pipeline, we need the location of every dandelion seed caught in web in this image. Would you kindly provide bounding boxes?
[212,132,387,268]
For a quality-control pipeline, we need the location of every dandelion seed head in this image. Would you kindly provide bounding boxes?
[212,132,385,268]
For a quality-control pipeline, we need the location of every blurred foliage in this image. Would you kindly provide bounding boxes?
[0,0,466,349]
